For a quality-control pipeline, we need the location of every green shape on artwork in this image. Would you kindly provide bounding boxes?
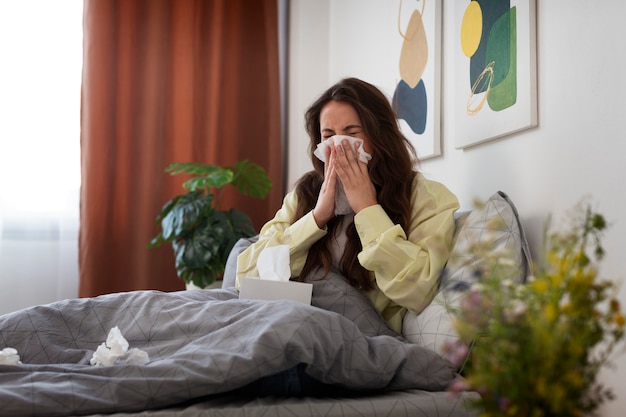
[488,7,517,111]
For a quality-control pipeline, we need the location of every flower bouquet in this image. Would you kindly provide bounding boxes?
[445,201,625,417]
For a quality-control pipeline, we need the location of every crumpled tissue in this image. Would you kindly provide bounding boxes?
[0,347,22,365]
[257,245,290,282]
[90,326,149,367]
[313,135,372,215]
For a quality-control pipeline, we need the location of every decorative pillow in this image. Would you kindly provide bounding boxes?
[222,236,259,289]
[402,191,532,369]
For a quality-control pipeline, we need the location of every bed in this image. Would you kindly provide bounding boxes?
[0,191,530,417]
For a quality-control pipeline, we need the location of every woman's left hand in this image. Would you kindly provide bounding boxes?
[331,139,377,213]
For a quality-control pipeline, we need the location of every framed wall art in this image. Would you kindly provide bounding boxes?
[390,0,442,159]
[453,0,537,149]
[328,0,442,159]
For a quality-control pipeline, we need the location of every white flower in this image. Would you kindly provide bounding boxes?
[501,279,514,289]
[498,257,518,267]
[503,300,528,322]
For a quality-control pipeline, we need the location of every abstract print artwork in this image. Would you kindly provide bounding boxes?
[328,0,441,159]
[453,0,537,149]
[391,0,442,159]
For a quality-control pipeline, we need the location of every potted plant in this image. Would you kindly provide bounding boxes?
[148,161,272,289]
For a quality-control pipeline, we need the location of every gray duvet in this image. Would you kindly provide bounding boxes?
[0,272,455,417]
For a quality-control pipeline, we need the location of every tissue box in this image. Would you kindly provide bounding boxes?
[239,278,313,305]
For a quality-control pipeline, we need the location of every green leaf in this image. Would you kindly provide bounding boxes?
[154,195,181,223]
[170,210,231,287]
[182,169,234,191]
[159,192,213,242]
[165,162,234,191]
[147,234,164,248]
[227,208,256,237]
[190,261,224,289]
[147,195,186,248]
[172,236,220,284]
[231,160,272,198]
[165,162,221,176]
[182,228,222,269]
[218,208,256,261]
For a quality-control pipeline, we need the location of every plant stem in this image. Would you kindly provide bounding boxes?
[214,186,226,210]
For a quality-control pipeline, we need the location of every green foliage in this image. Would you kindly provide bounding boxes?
[148,161,271,288]
[445,200,625,417]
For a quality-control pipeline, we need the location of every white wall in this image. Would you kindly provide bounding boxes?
[288,1,626,415]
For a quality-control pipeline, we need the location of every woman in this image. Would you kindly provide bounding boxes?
[236,77,459,334]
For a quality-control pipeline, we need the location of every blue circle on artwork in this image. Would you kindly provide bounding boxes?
[392,79,427,135]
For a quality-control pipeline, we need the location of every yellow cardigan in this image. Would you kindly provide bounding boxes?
[236,172,460,333]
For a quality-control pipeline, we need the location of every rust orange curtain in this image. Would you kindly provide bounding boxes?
[79,0,283,296]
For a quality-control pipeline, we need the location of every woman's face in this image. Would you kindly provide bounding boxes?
[319,101,372,154]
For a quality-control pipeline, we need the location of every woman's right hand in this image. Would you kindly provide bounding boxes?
[312,144,336,228]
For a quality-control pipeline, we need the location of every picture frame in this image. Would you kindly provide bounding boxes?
[328,0,442,159]
[452,0,537,149]
[391,0,442,159]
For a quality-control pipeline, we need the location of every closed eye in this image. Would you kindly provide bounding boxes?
[321,128,335,140]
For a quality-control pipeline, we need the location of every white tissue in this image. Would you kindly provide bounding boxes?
[313,135,372,164]
[0,347,22,365]
[313,135,372,215]
[90,326,149,367]
[257,245,291,282]
[333,181,352,215]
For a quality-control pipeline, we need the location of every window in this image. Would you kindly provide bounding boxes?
[0,0,83,314]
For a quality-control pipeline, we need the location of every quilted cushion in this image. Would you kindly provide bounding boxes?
[222,236,259,289]
[402,191,531,368]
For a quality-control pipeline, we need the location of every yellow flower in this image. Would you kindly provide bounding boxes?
[551,273,563,286]
[532,280,549,294]
[615,314,625,327]
[564,371,584,389]
[544,304,557,322]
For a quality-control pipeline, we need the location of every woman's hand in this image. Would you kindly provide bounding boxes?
[312,144,337,228]
[333,139,377,213]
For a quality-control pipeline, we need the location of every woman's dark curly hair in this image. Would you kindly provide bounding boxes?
[293,77,419,290]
